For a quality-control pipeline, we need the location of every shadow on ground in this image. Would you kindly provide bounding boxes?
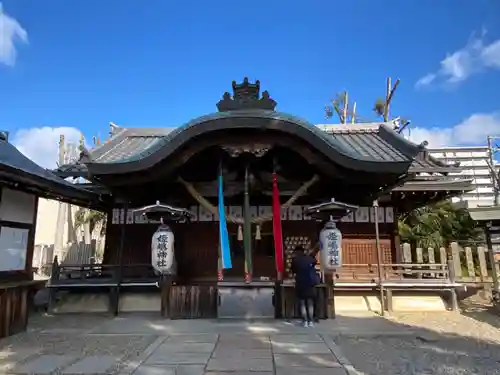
[0,307,499,375]
[458,291,500,330]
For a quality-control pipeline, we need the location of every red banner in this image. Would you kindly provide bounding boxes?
[272,173,284,279]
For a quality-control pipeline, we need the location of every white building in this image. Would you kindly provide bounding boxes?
[428,146,498,208]
[321,122,498,208]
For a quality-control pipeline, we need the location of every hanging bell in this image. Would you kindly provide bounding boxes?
[237,225,243,241]
[255,224,261,240]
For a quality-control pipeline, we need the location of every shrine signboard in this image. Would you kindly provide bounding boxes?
[319,220,342,271]
[151,224,175,275]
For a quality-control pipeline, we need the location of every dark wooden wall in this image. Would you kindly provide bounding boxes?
[105,219,396,280]
[0,284,29,339]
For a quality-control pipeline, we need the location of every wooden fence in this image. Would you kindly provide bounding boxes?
[401,242,500,283]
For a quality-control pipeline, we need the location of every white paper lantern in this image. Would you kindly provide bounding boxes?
[151,224,176,275]
[319,220,342,271]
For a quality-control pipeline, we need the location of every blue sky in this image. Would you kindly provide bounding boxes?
[1,0,500,167]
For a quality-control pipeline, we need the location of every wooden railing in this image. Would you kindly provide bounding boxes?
[331,261,460,312]
[335,263,450,281]
[400,242,500,284]
[46,256,217,318]
[48,257,158,287]
[45,242,499,316]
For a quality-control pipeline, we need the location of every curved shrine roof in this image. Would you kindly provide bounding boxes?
[53,118,472,195]
[67,116,448,175]
[50,77,473,199]
[65,111,431,177]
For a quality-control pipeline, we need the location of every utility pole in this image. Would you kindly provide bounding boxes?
[54,135,67,262]
[487,135,499,206]
[383,77,400,122]
[484,135,500,304]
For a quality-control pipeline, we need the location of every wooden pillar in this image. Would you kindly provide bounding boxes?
[392,230,401,264]
[47,256,59,312]
[112,203,127,316]
[243,163,253,282]
[447,243,459,311]
[274,281,282,318]
[385,288,393,313]
[327,274,335,319]
[102,209,114,264]
[160,274,172,318]
[485,223,500,300]
[391,193,402,263]
[373,200,385,315]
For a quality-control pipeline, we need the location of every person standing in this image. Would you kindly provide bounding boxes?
[291,245,319,327]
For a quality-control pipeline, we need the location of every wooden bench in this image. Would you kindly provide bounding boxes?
[47,257,159,314]
[331,263,461,312]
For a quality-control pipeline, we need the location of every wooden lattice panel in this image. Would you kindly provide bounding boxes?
[284,236,312,279]
[342,239,392,265]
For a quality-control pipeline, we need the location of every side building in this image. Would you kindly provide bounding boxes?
[428,146,499,207]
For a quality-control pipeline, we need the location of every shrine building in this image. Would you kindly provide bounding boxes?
[48,78,472,318]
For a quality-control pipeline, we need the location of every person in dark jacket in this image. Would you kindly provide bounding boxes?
[291,245,317,327]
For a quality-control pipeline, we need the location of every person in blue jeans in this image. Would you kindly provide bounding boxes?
[291,245,319,327]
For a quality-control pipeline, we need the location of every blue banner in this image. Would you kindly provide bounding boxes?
[218,169,232,269]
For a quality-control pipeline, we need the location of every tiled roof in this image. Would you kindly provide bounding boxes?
[324,126,408,162]
[322,125,452,173]
[393,176,474,191]
[95,136,164,162]
[410,155,452,173]
[89,127,174,162]
[55,118,452,177]
[85,121,425,166]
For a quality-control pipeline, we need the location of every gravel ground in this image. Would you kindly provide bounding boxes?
[333,298,500,375]
[335,334,500,375]
[0,330,158,375]
[388,298,500,344]
[27,313,112,333]
[0,333,157,356]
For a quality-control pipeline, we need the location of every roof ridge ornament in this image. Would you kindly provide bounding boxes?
[216,77,277,112]
[79,148,93,163]
[419,140,429,149]
[0,131,9,141]
[109,122,120,137]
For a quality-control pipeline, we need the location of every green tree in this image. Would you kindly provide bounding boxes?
[373,97,386,118]
[325,92,356,123]
[74,208,107,236]
[398,200,483,248]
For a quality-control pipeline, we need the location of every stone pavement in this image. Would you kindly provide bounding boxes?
[0,314,365,375]
[1,311,500,375]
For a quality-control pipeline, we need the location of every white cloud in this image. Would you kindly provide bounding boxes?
[481,39,500,68]
[415,73,436,87]
[0,3,28,66]
[11,127,84,169]
[407,112,500,148]
[416,29,500,88]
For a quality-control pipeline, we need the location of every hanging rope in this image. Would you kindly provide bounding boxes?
[177,174,319,225]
